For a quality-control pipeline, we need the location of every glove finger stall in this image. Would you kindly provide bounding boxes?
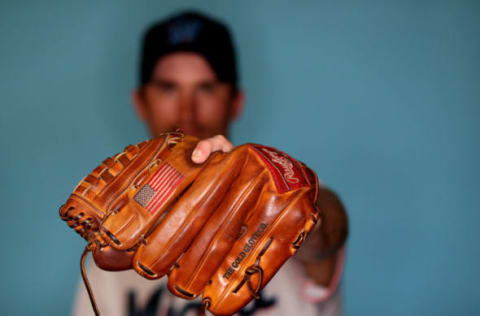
[202,144,320,315]
[167,151,269,299]
[133,146,249,279]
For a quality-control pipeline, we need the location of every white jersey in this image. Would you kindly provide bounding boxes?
[72,248,345,316]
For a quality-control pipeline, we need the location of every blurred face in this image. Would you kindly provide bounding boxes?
[134,52,243,139]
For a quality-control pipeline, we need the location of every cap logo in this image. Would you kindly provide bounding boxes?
[168,20,202,45]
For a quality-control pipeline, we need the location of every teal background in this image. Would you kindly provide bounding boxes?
[1,1,479,315]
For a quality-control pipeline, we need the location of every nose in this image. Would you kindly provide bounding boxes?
[179,91,196,124]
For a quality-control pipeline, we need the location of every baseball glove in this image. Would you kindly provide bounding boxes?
[59,131,320,316]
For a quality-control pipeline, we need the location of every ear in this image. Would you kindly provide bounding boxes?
[132,89,148,121]
[229,89,245,121]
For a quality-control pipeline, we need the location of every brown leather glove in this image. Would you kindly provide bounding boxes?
[60,131,320,316]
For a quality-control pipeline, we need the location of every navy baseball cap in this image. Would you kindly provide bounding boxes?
[139,11,238,88]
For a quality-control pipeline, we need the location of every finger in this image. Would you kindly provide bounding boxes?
[214,134,235,153]
[192,135,234,164]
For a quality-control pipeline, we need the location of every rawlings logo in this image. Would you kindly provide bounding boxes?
[250,144,309,193]
[261,148,300,184]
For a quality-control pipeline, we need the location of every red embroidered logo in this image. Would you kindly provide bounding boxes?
[250,144,310,193]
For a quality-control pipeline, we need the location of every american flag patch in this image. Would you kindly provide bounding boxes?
[134,163,184,214]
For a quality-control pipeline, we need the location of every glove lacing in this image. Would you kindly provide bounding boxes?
[199,238,273,316]
[60,204,95,240]
[80,243,100,316]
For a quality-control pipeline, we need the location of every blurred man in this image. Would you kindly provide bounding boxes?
[74,11,347,316]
